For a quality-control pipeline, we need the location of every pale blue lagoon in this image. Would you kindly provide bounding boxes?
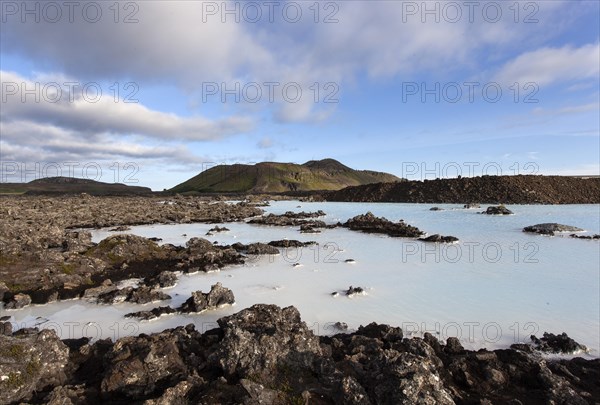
[7,202,600,356]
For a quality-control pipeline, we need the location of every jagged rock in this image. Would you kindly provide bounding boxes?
[482,205,513,215]
[1,322,13,336]
[209,304,324,383]
[145,271,178,289]
[231,242,280,255]
[4,293,32,309]
[523,223,585,235]
[268,240,317,248]
[346,286,365,297]
[530,332,587,354]
[419,234,459,243]
[444,337,465,355]
[344,212,424,237]
[0,329,69,404]
[464,203,480,209]
[248,211,325,226]
[100,325,201,398]
[208,225,229,233]
[179,283,235,313]
[570,233,600,239]
[125,306,178,321]
[83,279,117,300]
[430,207,443,211]
[97,286,171,304]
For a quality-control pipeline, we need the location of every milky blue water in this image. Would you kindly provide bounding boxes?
[5,202,599,356]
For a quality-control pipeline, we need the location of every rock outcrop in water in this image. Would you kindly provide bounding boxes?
[178,283,235,313]
[419,234,459,243]
[482,205,514,215]
[343,212,424,237]
[523,223,585,235]
[1,304,598,404]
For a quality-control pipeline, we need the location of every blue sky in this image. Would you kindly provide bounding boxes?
[1,0,598,190]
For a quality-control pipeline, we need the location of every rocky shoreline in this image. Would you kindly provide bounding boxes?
[325,175,600,204]
[0,195,263,307]
[1,304,598,404]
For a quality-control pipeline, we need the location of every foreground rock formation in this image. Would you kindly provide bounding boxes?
[0,304,597,404]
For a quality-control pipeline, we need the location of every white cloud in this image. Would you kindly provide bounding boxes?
[1,71,254,141]
[494,44,600,86]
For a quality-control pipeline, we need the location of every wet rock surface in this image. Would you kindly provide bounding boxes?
[343,212,424,237]
[2,304,597,405]
[482,205,514,215]
[523,223,586,235]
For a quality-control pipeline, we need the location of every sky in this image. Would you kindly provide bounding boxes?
[0,0,599,190]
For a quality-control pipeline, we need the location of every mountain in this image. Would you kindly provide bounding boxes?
[170,159,401,194]
[0,177,152,195]
[325,175,600,204]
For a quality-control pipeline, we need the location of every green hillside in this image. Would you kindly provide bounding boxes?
[170,159,401,194]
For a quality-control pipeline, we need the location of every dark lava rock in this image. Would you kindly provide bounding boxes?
[570,233,600,239]
[334,322,348,331]
[1,322,13,336]
[343,212,424,237]
[248,211,326,226]
[523,223,585,234]
[300,223,322,233]
[125,306,177,321]
[430,206,443,211]
[531,332,587,354]
[108,225,131,232]
[345,286,365,297]
[231,242,280,255]
[483,205,514,215]
[179,283,235,313]
[97,286,171,305]
[208,225,230,233]
[208,304,324,382]
[444,337,465,355]
[0,329,69,404]
[4,293,32,309]
[268,240,317,248]
[2,305,599,404]
[419,234,459,243]
[464,203,480,209]
[100,325,202,399]
[246,243,280,255]
[145,270,178,289]
[148,237,163,242]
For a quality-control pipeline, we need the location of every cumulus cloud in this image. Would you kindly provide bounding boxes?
[494,44,600,86]
[1,1,580,122]
[1,71,254,141]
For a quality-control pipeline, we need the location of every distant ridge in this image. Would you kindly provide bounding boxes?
[0,177,152,196]
[170,159,401,194]
[325,175,600,204]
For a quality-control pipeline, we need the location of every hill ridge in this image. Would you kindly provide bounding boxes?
[170,159,401,194]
